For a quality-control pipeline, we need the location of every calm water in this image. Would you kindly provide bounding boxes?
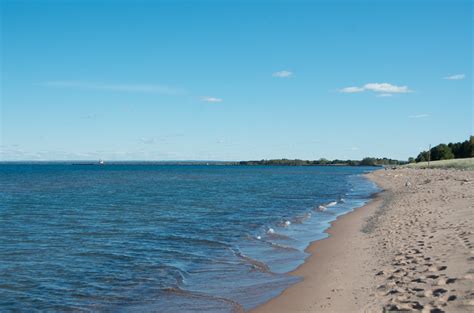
[0,164,379,312]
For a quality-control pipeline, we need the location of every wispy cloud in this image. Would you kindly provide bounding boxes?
[339,82,412,96]
[201,96,223,103]
[364,83,411,93]
[44,81,184,95]
[272,70,293,78]
[340,86,364,93]
[409,114,430,119]
[443,74,465,80]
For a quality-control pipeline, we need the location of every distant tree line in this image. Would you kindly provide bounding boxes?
[238,157,404,167]
[413,136,473,163]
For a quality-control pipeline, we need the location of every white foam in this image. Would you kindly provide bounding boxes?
[267,228,275,234]
[256,235,262,240]
[327,201,337,207]
[284,220,291,227]
[316,205,327,212]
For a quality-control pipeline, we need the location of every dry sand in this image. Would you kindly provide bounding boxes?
[251,168,474,312]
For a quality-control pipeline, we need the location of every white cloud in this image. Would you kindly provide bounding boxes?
[340,86,365,93]
[201,96,223,103]
[339,82,412,97]
[409,114,430,119]
[443,74,465,80]
[44,81,184,95]
[363,83,411,93]
[272,70,293,78]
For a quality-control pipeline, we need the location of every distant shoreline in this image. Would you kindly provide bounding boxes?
[0,159,395,167]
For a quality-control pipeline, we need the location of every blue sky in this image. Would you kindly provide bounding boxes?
[1,0,472,161]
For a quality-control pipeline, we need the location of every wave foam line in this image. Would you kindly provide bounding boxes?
[163,287,244,313]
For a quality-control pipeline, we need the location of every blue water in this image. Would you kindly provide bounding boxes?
[0,164,379,312]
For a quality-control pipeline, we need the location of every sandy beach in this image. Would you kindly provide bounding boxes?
[252,168,474,312]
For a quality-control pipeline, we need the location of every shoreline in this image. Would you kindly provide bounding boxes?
[250,172,385,312]
[251,168,474,312]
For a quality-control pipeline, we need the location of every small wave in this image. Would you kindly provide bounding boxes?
[266,230,291,240]
[315,205,326,212]
[245,233,263,241]
[269,241,300,252]
[292,212,312,224]
[164,235,231,249]
[155,264,188,286]
[314,201,337,212]
[163,287,244,313]
[145,247,231,265]
[277,220,291,227]
[233,250,272,273]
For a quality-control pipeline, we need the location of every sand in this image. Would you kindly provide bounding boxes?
[251,168,474,312]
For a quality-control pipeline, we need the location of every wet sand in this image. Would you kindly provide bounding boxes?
[251,168,474,312]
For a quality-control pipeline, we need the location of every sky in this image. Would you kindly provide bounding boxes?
[1,0,472,161]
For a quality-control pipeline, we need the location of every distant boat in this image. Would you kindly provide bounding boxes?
[99,160,105,165]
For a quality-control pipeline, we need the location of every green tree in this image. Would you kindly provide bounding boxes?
[416,151,429,162]
[318,158,329,165]
[457,138,473,158]
[430,144,454,161]
[360,157,376,166]
[448,142,462,157]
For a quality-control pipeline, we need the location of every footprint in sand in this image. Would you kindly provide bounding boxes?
[428,265,447,272]
[431,288,447,297]
[426,274,439,279]
[437,277,456,285]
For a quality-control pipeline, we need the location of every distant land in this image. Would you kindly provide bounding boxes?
[0,157,404,167]
[237,158,402,166]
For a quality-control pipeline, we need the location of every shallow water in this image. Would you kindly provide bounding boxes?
[0,164,379,312]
